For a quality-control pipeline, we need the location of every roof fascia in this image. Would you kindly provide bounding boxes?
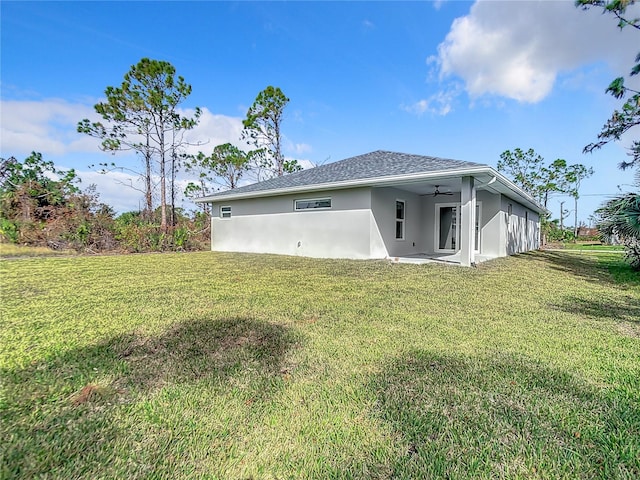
[195,166,548,215]
[195,166,489,203]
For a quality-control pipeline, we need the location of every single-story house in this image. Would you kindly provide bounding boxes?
[196,150,547,266]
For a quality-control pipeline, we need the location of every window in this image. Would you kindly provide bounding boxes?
[395,200,405,240]
[295,198,331,210]
[507,203,513,226]
[525,211,529,236]
[220,206,231,218]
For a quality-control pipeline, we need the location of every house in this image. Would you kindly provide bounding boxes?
[195,150,546,266]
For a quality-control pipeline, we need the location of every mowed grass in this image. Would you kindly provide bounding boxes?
[559,243,625,252]
[1,250,639,479]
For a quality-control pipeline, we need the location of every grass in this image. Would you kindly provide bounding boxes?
[0,243,76,258]
[558,242,625,252]
[1,250,639,479]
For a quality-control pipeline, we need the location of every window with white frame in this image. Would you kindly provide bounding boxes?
[295,198,332,210]
[220,206,232,218]
[395,200,405,240]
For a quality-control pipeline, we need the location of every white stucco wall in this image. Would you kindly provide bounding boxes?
[211,187,371,217]
[477,190,502,258]
[211,209,387,259]
[371,187,423,257]
[210,187,387,259]
[206,183,541,261]
[501,195,540,254]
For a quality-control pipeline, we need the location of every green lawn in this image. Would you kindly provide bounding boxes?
[1,251,639,479]
[558,242,625,252]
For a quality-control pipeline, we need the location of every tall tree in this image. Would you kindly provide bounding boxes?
[78,58,201,232]
[498,148,593,243]
[565,164,595,237]
[183,143,254,210]
[205,143,253,190]
[498,148,570,208]
[577,0,640,169]
[241,86,301,179]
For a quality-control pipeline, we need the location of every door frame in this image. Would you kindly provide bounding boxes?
[434,202,482,253]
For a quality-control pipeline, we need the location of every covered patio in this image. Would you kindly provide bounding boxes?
[390,252,495,266]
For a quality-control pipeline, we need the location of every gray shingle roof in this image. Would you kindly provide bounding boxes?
[203,150,484,199]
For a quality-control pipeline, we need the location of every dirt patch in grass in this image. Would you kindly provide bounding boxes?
[111,317,300,392]
[1,317,299,478]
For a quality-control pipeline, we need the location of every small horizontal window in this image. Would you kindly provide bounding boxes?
[295,198,331,210]
[220,206,231,218]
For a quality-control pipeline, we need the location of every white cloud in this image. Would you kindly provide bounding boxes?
[433,0,446,11]
[297,159,316,170]
[0,99,247,158]
[402,85,460,116]
[294,143,312,155]
[362,19,375,29]
[434,0,639,103]
[0,98,101,155]
[0,98,247,213]
[74,169,148,213]
[181,107,246,154]
[282,137,313,157]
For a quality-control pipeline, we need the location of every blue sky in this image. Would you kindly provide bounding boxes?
[1,1,639,224]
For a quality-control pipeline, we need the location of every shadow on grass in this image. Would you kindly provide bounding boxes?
[1,317,298,478]
[526,250,624,286]
[370,351,640,478]
[550,294,640,326]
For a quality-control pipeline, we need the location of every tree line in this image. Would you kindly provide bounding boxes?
[1,59,299,252]
[2,1,639,268]
[497,147,593,243]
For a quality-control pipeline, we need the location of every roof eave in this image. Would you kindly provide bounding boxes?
[195,166,490,203]
[195,166,548,215]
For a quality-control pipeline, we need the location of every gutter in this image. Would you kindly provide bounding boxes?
[195,166,548,215]
[195,166,489,202]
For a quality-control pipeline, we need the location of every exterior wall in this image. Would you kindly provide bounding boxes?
[419,190,503,258]
[501,195,540,254]
[370,187,423,257]
[210,187,388,259]
[477,190,503,258]
[206,183,542,261]
[210,187,371,217]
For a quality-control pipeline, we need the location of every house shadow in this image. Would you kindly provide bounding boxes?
[2,317,298,477]
[368,350,639,478]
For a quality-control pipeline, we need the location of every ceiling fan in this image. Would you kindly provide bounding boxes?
[431,185,453,196]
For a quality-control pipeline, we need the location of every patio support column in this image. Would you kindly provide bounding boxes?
[460,176,476,266]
